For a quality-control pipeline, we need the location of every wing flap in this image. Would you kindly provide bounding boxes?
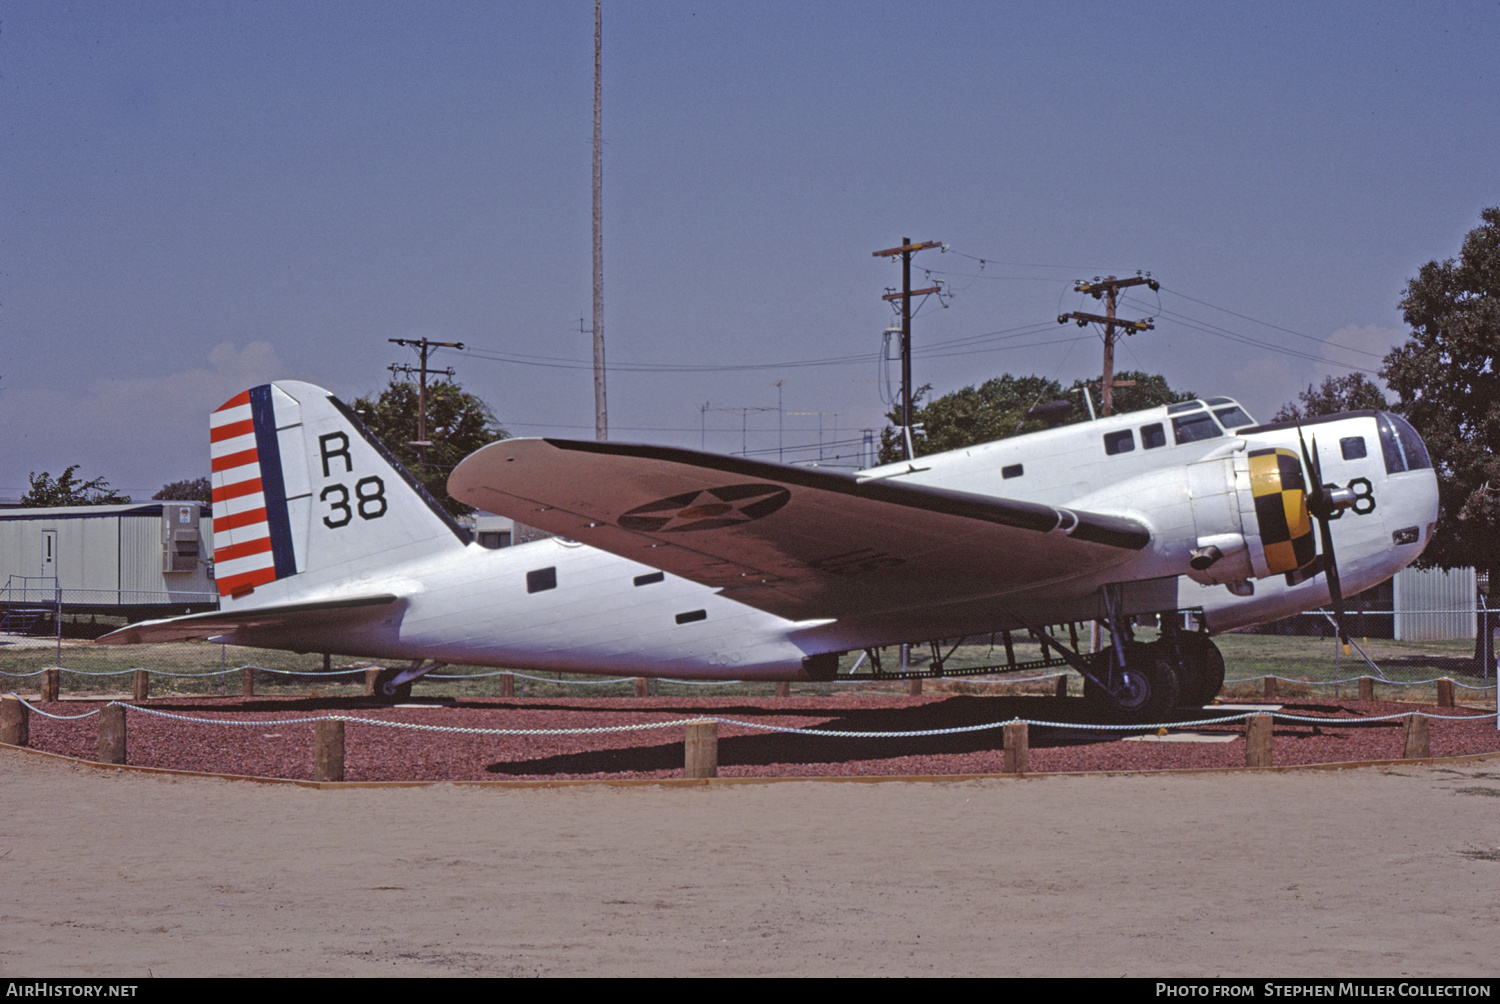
[451,440,1150,620]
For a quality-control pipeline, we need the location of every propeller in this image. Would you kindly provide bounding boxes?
[1297,426,1349,644]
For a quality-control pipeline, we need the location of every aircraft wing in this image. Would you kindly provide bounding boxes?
[450,440,1152,621]
[97,595,401,645]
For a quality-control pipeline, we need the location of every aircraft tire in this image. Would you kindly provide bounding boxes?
[371,668,413,702]
[1175,636,1225,707]
[1083,644,1181,723]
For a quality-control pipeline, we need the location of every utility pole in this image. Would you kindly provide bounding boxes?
[591,0,607,441]
[1057,272,1158,416]
[388,337,464,469]
[873,238,942,458]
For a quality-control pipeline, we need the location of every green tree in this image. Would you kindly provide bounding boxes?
[1272,373,1388,421]
[20,466,130,507]
[350,379,508,515]
[879,370,1192,463]
[1381,207,1500,670]
[154,477,212,502]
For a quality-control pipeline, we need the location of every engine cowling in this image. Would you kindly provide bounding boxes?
[1184,444,1318,586]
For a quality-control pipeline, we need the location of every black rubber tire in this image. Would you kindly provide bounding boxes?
[1083,644,1181,723]
[1176,636,1226,707]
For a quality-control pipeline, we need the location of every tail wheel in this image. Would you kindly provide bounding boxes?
[371,668,413,702]
[1083,644,1182,722]
[1176,636,1225,706]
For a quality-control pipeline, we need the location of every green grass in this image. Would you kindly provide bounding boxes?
[1,631,1493,703]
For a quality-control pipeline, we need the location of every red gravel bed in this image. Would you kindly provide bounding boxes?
[15,693,1499,782]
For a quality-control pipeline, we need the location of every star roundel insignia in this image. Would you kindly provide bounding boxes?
[618,483,791,533]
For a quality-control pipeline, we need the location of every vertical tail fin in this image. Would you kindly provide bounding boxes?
[209,381,468,604]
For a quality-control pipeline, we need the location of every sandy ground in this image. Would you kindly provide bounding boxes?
[2,749,1498,978]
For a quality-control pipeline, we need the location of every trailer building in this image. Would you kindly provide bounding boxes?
[0,502,216,629]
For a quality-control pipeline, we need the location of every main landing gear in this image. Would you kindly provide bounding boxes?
[1079,634,1224,721]
[1021,589,1225,723]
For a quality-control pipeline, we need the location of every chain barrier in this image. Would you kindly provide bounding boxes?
[1224,671,1496,691]
[8,694,1494,740]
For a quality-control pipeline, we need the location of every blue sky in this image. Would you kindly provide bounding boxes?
[3,1,1497,499]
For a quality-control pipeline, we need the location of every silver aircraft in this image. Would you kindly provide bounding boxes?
[102,381,1439,720]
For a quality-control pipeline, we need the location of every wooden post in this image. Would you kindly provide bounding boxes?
[1437,678,1455,708]
[322,652,332,673]
[1055,674,1069,699]
[1401,714,1430,759]
[908,677,922,696]
[132,669,149,701]
[98,704,126,765]
[774,681,790,698]
[242,667,255,697]
[364,668,380,697]
[634,677,650,698]
[314,720,345,782]
[498,673,514,698]
[1,694,29,746]
[42,667,60,702]
[1358,676,1375,701]
[1003,721,1029,774]
[1245,713,1273,768]
[1263,676,1278,700]
[684,719,717,779]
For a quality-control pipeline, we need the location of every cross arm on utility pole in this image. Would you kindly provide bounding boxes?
[1075,274,1158,297]
[872,240,942,258]
[1056,312,1154,331]
[883,286,943,302]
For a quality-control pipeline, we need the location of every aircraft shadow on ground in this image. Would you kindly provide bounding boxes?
[481,694,1245,776]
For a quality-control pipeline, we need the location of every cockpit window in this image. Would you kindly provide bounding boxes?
[1212,405,1255,429]
[1172,412,1223,445]
[1390,413,1431,470]
[1167,400,1205,415]
[1376,412,1431,473]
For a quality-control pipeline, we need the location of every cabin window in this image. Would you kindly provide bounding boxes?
[1141,423,1167,449]
[675,609,707,625]
[1340,437,1367,461]
[634,571,665,586]
[1104,430,1135,455]
[526,567,557,593]
[1002,464,1023,479]
[1172,412,1222,445]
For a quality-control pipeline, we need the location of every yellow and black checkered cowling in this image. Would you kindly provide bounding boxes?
[1248,447,1317,574]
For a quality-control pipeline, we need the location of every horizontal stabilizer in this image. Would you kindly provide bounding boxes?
[97,595,401,645]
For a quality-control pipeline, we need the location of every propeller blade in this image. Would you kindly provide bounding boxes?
[1320,515,1348,643]
[1298,426,1332,519]
[1298,424,1349,642]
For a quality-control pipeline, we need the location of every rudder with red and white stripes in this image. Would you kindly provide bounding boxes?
[209,386,299,597]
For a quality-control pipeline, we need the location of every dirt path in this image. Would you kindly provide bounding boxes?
[3,749,1497,977]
